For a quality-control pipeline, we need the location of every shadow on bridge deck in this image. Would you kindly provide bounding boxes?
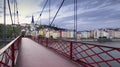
[16,38,80,67]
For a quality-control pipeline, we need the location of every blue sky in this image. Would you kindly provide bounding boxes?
[0,0,120,31]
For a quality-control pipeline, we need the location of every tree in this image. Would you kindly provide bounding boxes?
[0,24,4,38]
[0,24,21,39]
[14,25,21,36]
[6,25,13,38]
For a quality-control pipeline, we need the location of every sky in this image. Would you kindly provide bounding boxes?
[0,0,120,31]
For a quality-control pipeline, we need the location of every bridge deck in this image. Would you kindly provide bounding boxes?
[16,38,80,67]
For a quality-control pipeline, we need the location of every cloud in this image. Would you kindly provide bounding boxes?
[0,0,120,30]
[9,0,14,4]
[25,15,31,18]
[0,8,2,14]
[0,0,3,11]
[48,0,120,31]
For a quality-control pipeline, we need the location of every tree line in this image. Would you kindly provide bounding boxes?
[0,24,21,39]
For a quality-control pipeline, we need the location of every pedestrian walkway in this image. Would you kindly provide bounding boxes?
[16,38,80,67]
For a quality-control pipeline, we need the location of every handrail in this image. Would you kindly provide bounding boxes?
[0,35,22,67]
[54,39,120,49]
[0,36,21,54]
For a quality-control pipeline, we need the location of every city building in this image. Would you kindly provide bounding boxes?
[80,31,90,39]
[114,28,120,39]
[27,15,38,37]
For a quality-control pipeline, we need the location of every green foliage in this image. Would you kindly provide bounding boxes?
[0,24,21,38]
[0,24,4,38]
[14,25,21,36]
[6,25,13,38]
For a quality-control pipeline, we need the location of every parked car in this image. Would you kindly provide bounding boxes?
[97,36,112,42]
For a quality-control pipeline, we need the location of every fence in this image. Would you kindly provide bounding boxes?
[30,37,120,67]
[0,36,22,67]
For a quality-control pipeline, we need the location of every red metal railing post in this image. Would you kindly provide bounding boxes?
[46,38,48,47]
[70,41,73,59]
[37,37,39,43]
[38,37,40,44]
[11,43,15,67]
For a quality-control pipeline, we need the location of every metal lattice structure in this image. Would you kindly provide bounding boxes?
[0,36,21,67]
[30,37,120,67]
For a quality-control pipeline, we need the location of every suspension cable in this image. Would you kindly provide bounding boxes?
[16,10,19,25]
[74,0,77,39]
[15,0,20,36]
[14,0,15,24]
[76,0,78,39]
[15,0,20,25]
[49,0,51,37]
[7,0,16,37]
[49,0,65,26]
[49,0,51,25]
[36,0,48,24]
[74,0,75,38]
[4,0,7,45]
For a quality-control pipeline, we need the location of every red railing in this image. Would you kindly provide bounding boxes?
[0,36,22,67]
[30,37,120,67]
